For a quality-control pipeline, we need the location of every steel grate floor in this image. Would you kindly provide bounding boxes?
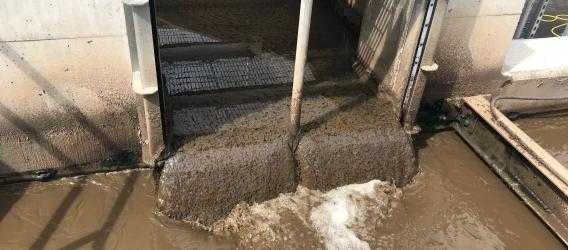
[158,27,220,47]
[162,54,315,95]
[172,102,269,136]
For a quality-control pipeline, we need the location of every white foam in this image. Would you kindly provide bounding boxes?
[216,180,399,249]
[310,180,390,250]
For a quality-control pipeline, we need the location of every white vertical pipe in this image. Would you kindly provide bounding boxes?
[289,0,314,140]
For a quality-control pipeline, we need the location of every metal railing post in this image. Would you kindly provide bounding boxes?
[123,0,164,165]
[289,0,314,147]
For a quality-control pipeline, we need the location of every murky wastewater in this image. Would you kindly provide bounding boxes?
[516,113,568,166]
[381,131,563,249]
[0,131,563,249]
[0,170,237,249]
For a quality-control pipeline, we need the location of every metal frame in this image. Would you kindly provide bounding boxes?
[514,0,551,39]
[401,0,445,132]
[454,95,568,245]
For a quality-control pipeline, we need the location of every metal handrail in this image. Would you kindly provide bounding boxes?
[289,0,314,148]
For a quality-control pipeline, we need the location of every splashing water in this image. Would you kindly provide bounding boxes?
[213,180,402,249]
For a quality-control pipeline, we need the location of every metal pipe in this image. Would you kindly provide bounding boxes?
[289,0,314,145]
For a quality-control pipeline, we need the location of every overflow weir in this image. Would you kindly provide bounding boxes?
[154,0,418,226]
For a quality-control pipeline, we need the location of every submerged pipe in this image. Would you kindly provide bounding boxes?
[289,0,314,147]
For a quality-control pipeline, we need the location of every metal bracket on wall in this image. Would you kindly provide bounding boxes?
[401,0,445,133]
[454,95,568,245]
[123,0,164,165]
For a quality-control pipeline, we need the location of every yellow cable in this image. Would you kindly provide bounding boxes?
[540,14,568,37]
[550,23,567,37]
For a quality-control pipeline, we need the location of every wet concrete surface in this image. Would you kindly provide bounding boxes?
[155,0,418,226]
[158,140,297,226]
[159,79,417,226]
[0,131,564,249]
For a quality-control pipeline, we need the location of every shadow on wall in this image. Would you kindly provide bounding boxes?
[0,40,142,248]
[0,103,76,166]
[0,39,142,229]
[0,42,122,170]
[355,0,411,81]
[0,160,29,223]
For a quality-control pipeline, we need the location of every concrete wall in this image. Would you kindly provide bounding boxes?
[0,0,126,41]
[355,0,418,117]
[0,0,532,175]
[0,0,140,176]
[422,0,526,103]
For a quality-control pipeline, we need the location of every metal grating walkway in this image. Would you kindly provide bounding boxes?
[172,102,268,136]
[162,54,315,95]
[158,27,220,47]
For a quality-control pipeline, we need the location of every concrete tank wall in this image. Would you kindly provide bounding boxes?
[422,0,526,103]
[0,0,140,176]
[353,0,526,119]
[0,0,531,176]
[0,0,126,41]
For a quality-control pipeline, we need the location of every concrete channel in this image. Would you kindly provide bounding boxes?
[0,131,565,249]
[0,0,567,248]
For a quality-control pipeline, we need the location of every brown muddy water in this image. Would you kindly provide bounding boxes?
[516,113,568,166]
[0,131,564,249]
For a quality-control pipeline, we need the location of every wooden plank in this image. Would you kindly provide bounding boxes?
[463,95,568,196]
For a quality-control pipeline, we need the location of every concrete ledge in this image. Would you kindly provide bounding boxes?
[496,78,568,115]
[503,37,568,81]
[157,140,296,226]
